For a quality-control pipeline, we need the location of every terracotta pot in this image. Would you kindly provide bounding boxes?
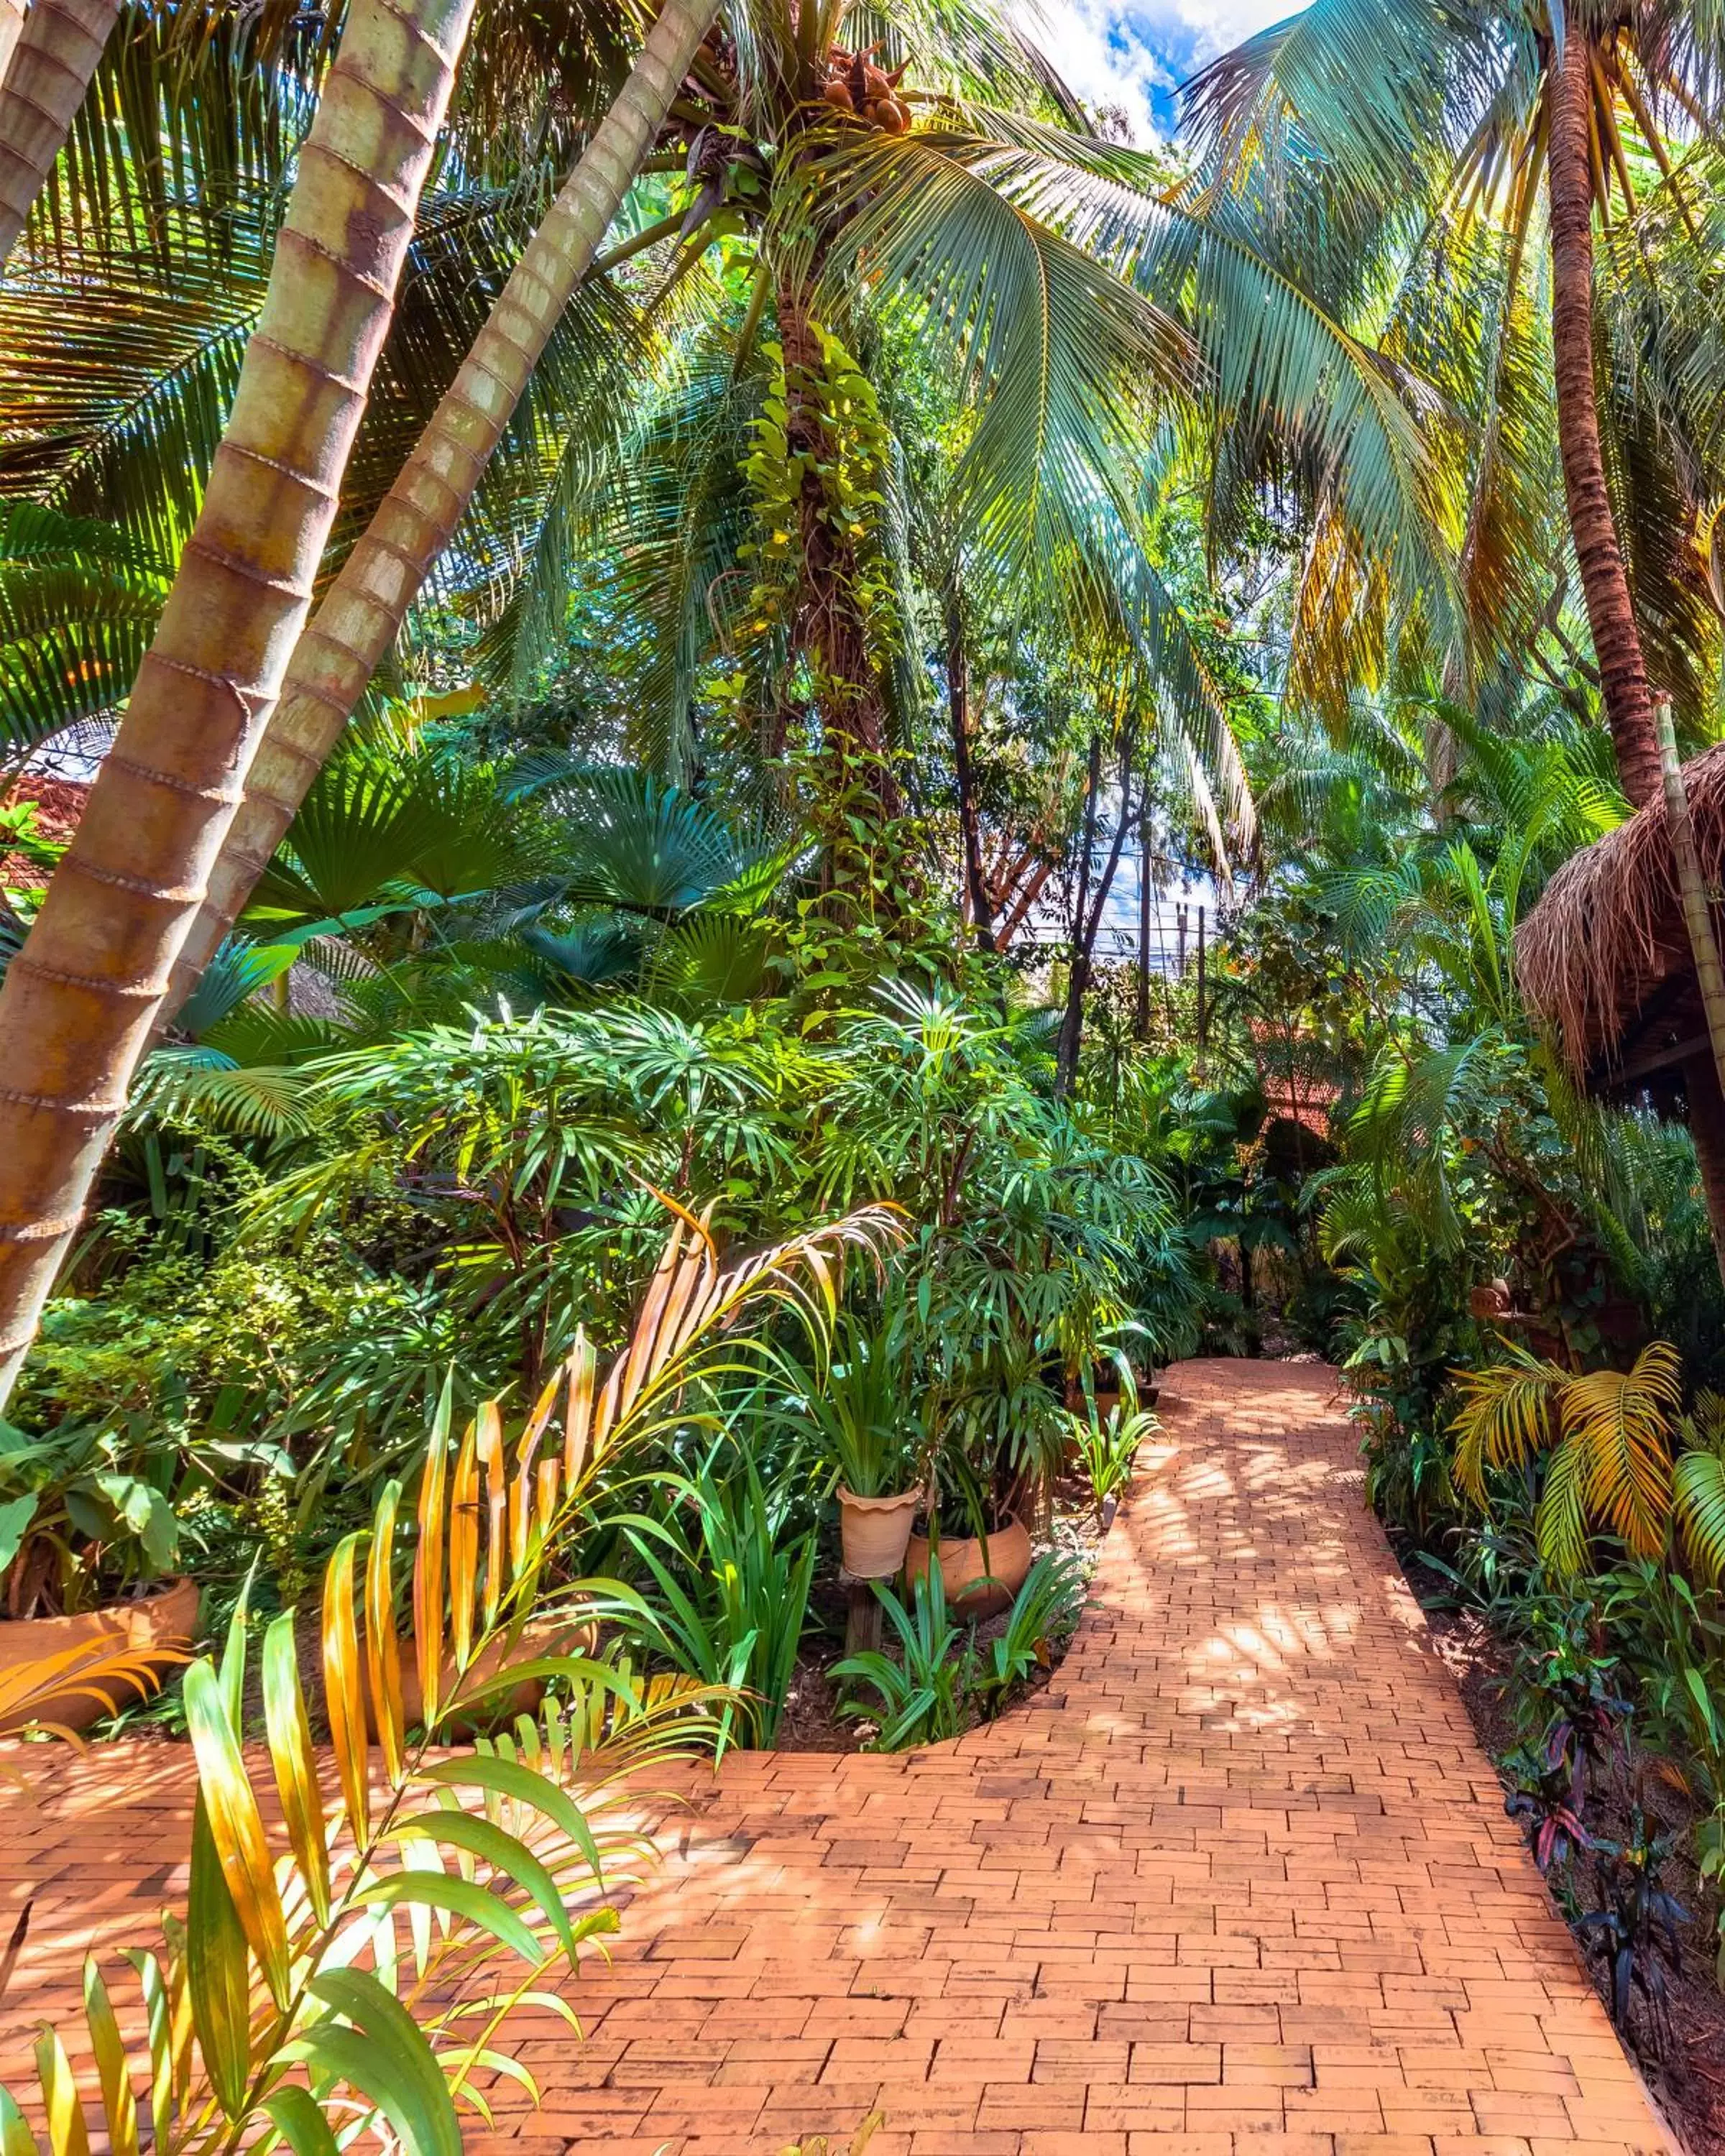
[837,1486,920,1579]
[383,1614,598,1737]
[905,1513,1033,1621]
[0,1576,200,1736]
[1066,1378,1123,1416]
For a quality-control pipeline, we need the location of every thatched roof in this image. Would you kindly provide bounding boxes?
[1517,744,1725,1087]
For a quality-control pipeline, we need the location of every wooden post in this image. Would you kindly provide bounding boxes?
[1176,902,1188,977]
[1656,696,1725,1289]
[1196,906,1208,1078]
[1135,844,1151,1038]
[845,1581,883,1657]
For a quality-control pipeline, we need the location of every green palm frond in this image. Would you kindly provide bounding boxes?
[1675,1446,1725,1587]
[643,912,776,1007]
[33,0,323,274]
[806,128,1190,604]
[1181,0,1489,211]
[0,502,169,760]
[0,206,266,557]
[510,763,777,918]
[247,746,525,931]
[126,1048,316,1140]
[170,937,299,1042]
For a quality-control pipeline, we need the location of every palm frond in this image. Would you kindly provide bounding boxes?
[1449,1343,1565,1501]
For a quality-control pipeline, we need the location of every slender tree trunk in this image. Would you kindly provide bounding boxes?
[161,0,722,1018]
[776,274,898,814]
[0,0,121,272]
[0,0,479,1406]
[1057,732,1136,1097]
[1056,734,1103,1097]
[1135,849,1151,1038]
[1547,8,1662,808]
[1657,697,1725,1290]
[944,581,993,949]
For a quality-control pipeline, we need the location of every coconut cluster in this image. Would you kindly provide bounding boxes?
[821,47,912,132]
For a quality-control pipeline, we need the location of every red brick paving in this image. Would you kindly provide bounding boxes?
[0,1360,1676,2155]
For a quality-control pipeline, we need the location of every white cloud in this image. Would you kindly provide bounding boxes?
[1025,0,1292,141]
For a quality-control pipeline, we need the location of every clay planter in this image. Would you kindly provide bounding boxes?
[0,1576,200,1736]
[385,1615,598,1737]
[905,1512,1033,1621]
[837,1486,920,1580]
[1066,1378,1123,1418]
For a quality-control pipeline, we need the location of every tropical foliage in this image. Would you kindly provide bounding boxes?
[14,0,1725,2104]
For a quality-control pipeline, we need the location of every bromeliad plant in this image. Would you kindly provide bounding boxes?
[0,1200,900,2153]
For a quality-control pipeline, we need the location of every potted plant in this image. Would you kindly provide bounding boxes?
[903,1344,1056,1616]
[904,1508,1033,1621]
[787,1312,924,1577]
[0,1417,203,1733]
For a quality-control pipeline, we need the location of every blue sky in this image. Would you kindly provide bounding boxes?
[1039,0,1292,140]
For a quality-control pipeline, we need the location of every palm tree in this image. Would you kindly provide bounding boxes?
[1186,0,1725,808]
[0,0,481,1406]
[160,0,719,1012]
[0,0,121,269]
[0,0,1462,1393]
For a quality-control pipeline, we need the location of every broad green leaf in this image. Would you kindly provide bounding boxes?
[415,1754,604,1881]
[262,2086,341,2156]
[0,1496,36,1577]
[353,1871,546,1966]
[0,2088,42,2156]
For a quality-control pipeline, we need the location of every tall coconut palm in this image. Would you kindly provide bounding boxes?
[1184,0,1725,809]
[0,0,121,270]
[0,0,481,1405]
[380,1,1440,819]
[159,0,720,1011]
[163,0,1247,993]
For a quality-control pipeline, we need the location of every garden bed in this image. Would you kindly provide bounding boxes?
[1396,1540,1725,2156]
[715,1471,1117,1754]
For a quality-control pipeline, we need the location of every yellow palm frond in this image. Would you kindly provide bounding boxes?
[0,1202,901,2154]
[1554,1345,1678,1562]
[1448,1341,1566,1501]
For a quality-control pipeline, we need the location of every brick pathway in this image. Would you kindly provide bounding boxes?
[1,1360,1675,2156]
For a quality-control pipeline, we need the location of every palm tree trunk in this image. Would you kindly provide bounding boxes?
[1057,732,1136,1097]
[0,0,29,91]
[0,0,121,272]
[0,0,480,1406]
[1547,6,1662,809]
[776,274,898,814]
[162,0,721,1017]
